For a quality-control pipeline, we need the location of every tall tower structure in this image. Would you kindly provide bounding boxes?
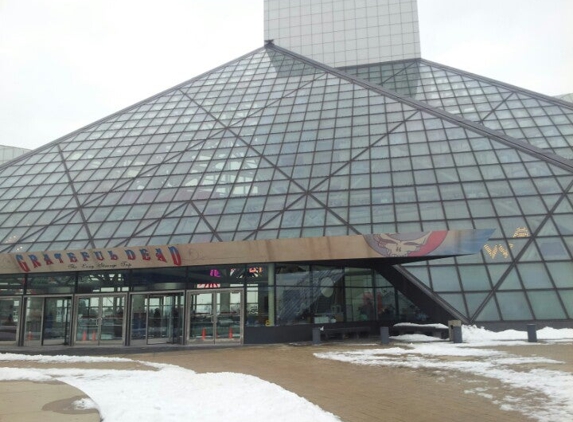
[264,0,421,68]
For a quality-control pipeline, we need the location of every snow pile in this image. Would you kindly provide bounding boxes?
[393,322,448,329]
[390,333,444,343]
[463,325,573,343]
[388,325,573,346]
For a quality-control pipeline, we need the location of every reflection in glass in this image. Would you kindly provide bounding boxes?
[0,297,20,343]
[76,296,124,345]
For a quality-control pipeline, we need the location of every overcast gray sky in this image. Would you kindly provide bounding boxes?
[1,0,571,150]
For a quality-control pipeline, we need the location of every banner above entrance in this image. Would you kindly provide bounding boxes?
[1,229,494,274]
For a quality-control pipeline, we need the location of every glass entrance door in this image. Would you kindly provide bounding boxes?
[188,290,242,345]
[130,293,183,345]
[0,297,19,345]
[75,295,125,346]
[43,297,71,345]
[24,297,71,346]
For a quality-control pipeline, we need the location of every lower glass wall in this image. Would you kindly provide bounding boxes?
[273,264,424,326]
[3,261,436,348]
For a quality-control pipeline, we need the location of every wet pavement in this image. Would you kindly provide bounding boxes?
[1,340,572,421]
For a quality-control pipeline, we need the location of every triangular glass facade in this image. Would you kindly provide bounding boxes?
[0,45,572,325]
[341,58,573,160]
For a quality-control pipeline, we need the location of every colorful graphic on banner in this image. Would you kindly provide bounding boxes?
[363,229,495,258]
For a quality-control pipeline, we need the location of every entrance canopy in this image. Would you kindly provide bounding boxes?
[5,229,494,275]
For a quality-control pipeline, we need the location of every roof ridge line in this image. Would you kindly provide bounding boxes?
[266,44,573,173]
[420,58,573,111]
[0,45,270,171]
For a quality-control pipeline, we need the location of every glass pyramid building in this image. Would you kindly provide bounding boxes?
[0,42,572,348]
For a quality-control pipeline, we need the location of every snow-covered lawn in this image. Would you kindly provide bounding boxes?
[0,326,571,422]
[316,326,573,422]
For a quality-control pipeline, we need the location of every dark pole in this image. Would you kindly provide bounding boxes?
[527,324,537,343]
[380,326,390,345]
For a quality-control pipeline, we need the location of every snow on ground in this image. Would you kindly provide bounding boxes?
[0,326,571,421]
[0,354,340,422]
[463,325,573,345]
[316,326,573,422]
[390,326,573,347]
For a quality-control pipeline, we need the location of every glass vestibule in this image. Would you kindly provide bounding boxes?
[74,295,125,345]
[130,293,184,345]
[24,296,71,346]
[188,290,242,344]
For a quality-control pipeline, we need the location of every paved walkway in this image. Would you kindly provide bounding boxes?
[0,380,99,422]
[131,342,573,422]
[0,341,571,421]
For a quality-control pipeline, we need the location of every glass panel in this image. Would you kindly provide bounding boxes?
[0,275,25,296]
[396,290,429,322]
[527,291,566,320]
[146,294,182,344]
[475,297,501,321]
[76,297,100,343]
[78,271,129,293]
[0,297,20,343]
[444,201,469,219]
[536,238,571,261]
[496,292,533,320]
[309,267,345,324]
[246,284,269,327]
[27,273,76,295]
[466,293,488,317]
[345,288,373,322]
[23,297,43,344]
[498,268,522,290]
[560,291,573,318]
[43,297,71,346]
[458,266,491,291]
[189,292,214,343]
[215,291,241,342]
[430,266,461,292]
[130,294,148,341]
[333,268,372,322]
[546,262,573,288]
[275,264,310,287]
[100,296,125,343]
[438,293,468,318]
[276,286,312,325]
[76,296,124,345]
[518,263,553,289]
[131,268,187,291]
[375,273,397,320]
